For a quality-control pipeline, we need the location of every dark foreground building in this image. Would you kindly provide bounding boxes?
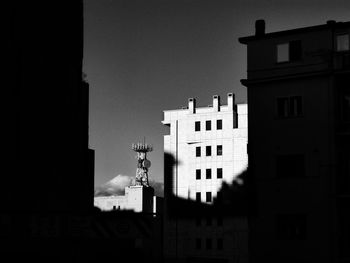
[4,2,95,261]
[239,20,350,263]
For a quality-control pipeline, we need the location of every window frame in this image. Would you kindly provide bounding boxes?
[217,168,223,179]
[206,120,211,131]
[336,33,350,52]
[206,169,212,179]
[216,119,222,130]
[206,146,212,156]
[217,145,223,156]
[276,95,303,119]
[196,169,201,180]
[196,146,201,157]
[195,121,201,131]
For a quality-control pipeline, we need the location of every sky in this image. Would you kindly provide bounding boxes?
[83,0,350,188]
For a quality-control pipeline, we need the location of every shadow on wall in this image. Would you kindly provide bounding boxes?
[164,152,257,219]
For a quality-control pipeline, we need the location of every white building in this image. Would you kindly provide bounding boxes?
[94,186,159,213]
[162,94,249,263]
[162,93,248,203]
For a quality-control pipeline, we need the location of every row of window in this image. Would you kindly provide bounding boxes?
[195,120,222,131]
[196,168,222,180]
[196,145,222,157]
[276,34,349,63]
[195,238,223,250]
[195,216,223,227]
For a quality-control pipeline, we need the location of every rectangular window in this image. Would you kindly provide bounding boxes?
[217,168,223,179]
[206,217,212,226]
[217,119,222,130]
[206,192,212,202]
[196,192,201,202]
[195,121,201,131]
[337,34,349,51]
[195,217,201,227]
[217,216,223,226]
[196,169,201,180]
[206,169,212,179]
[206,146,211,156]
[217,238,223,250]
[217,145,223,156]
[206,238,212,250]
[276,154,305,178]
[216,192,223,204]
[206,120,211,131]
[195,238,201,250]
[277,96,303,118]
[277,40,302,63]
[275,214,307,240]
[341,86,350,122]
[196,147,201,157]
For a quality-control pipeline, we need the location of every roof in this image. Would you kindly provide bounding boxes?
[239,20,350,44]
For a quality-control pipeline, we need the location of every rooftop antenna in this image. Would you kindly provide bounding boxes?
[131,138,153,186]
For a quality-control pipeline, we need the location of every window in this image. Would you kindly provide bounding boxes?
[217,168,223,179]
[217,145,223,156]
[196,192,201,202]
[195,217,201,226]
[206,217,212,226]
[196,169,201,180]
[206,238,212,250]
[217,119,222,130]
[217,216,223,226]
[195,238,201,250]
[276,154,305,178]
[275,214,307,240]
[206,169,212,179]
[337,34,349,51]
[277,40,302,63]
[206,192,212,202]
[196,147,201,157]
[206,146,211,156]
[206,120,211,130]
[195,121,201,131]
[341,86,350,122]
[216,192,223,204]
[277,96,303,118]
[217,238,223,250]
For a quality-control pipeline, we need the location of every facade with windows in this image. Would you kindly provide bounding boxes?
[239,20,350,263]
[162,94,248,263]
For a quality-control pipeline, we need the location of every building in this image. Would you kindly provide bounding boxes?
[239,20,350,263]
[162,94,248,263]
[4,2,95,262]
[94,186,162,214]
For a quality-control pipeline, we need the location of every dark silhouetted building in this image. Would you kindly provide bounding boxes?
[239,20,350,263]
[4,2,95,261]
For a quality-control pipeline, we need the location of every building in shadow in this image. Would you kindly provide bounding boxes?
[162,95,249,263]
[239,20,350,263]
[4,2,95,261]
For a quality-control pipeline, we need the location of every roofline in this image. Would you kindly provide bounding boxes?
[239,20,350,44]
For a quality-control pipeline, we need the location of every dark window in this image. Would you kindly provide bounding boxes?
[277,40,302,63]
[195,217,201,226]
[217,119,222,130]
[196,192,201,202]
[277,96,302,118]
[217,168,223,179]
[195,121,201,131]
[196,169,201,180]
[289,40,302,61]
[275,214,307,240]
[206,217,212,226]
[217,216,223,226]
[341,86,350,122]
[196,147,201,157]
[195,238,201,250]
[206,192,212,202]
[206,120,211,131]
[206,146,211,156]
[217,145,223,156]
[276,154,305,178]
[217,238,223,250]
[206,169,212,179]
[206,238,212,250]
[216,192,223,204]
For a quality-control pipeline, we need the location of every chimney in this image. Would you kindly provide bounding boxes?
[227,93,235,111]
[255,19,265,36]
[188,98,196,114]
[213,95,220,111]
